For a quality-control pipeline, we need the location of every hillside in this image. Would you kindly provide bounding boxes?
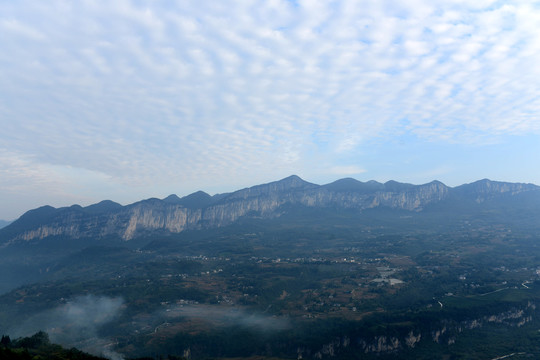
[1,176,540,359]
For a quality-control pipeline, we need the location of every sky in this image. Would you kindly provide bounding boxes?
[1,0,540,220]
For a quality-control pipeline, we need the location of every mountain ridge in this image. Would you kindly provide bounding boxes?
[1,176,539,246]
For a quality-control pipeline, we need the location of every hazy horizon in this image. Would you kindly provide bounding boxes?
[2,174,539,221]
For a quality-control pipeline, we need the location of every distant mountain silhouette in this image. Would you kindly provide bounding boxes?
[1,176,538,247]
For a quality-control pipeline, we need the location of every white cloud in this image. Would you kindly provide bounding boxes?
[0,19,45,40]
[1,0,540,217]
[329,165,367,176]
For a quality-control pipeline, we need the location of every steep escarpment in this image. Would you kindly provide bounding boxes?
[454,179,538,202]
[295,301,536,359]
[0,176,538,244]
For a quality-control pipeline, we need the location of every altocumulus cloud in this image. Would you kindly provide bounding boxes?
[1,0,540,218]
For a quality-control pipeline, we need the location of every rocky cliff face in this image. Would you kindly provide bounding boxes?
[454,179,537,202]
[297,302,536,359]
[1,176,538,244]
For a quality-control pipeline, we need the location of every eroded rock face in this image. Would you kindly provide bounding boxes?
[1,176,538,244]
[405,331,421,348]
[121,203,202,240]
[304,302,536,358]
[360,336,401,353]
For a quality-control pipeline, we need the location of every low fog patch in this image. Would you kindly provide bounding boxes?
[10,295,124,359]
[163,304,291,332]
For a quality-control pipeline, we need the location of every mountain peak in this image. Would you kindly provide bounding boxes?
[428,180,444,185]
[222,175,317,201]
[468,178,494,187]
[84,200,122,214]
[277,175,308,185]
[163,194,182,204]
[454,179,540,197]
[19,205,57,221]
[384,180,414,192]
[177,191,213,208]
[265,175,317,190]
[323,178,384,193]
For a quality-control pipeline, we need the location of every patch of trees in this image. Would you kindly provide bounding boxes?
[0,331,106,360]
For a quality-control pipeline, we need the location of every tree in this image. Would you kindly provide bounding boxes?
[1,335,11,347]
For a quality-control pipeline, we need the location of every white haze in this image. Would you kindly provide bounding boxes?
[10,295,125,360]
[8,294,291,359]
[163,304,291,332]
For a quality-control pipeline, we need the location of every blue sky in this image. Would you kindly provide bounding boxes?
[1,0,540,220]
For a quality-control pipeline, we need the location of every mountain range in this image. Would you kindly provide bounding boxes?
[1,175,539,249]
[2,175,540,358]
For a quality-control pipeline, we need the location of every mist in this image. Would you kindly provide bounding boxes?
[10,295,124,360]
[162,304,291,332]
